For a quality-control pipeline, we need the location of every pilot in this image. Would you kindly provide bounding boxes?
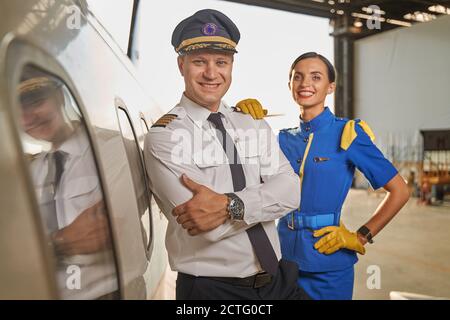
[144,9,309,300]
[19,75,117,299]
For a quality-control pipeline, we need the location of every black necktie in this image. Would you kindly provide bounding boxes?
[42,151,66,233]
[207,113,279,276]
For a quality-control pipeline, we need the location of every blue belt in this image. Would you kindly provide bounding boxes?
[287,212,339,230]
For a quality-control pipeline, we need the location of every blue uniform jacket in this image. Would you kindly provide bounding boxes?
[278,107,398,272]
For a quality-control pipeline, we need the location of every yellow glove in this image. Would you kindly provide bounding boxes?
[313,222,366,255]
[235,98,268,120]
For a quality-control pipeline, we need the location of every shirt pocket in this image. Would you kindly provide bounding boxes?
[192,138,227,169]
[191,150,225,169]
[58,176,102,225]
[61,176,100,199]
[237,138,261,184]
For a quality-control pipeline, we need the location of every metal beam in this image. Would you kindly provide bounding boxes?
[221,0,334,18]
[333,14,354,119]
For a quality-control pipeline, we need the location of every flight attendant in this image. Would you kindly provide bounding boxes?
[237,52,410,299]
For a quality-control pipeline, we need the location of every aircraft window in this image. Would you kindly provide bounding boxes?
[86,0,134,54]
[116,107,153,255]
[138,117,149,148]
[140,117,149,133]
[16,66,120,300]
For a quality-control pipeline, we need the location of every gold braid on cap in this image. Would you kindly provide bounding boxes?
[176,36,237,53]
[18,77,60,95]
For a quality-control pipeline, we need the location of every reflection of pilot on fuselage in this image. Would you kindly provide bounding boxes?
[19,76,118,299]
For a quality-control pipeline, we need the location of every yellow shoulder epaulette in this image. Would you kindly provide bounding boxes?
[340,119,375,150]
[151,113,178,128]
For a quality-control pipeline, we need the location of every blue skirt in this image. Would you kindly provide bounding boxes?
[298,265,355,300]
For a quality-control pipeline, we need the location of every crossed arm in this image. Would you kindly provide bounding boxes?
[144,123,300,241]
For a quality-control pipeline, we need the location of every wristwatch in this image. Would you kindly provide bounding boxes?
[225,193,245,220]
[357,225,374,244]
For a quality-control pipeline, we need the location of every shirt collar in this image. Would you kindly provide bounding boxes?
[299,107,334,134]
[57,123,89,157]
[181,94,232,128]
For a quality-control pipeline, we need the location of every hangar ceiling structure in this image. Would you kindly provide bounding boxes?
[222,0,450,117]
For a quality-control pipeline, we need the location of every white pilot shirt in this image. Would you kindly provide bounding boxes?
[30,125,117,300]
[144,94,300,278]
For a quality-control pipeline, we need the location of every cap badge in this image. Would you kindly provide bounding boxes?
[202,23,218,36]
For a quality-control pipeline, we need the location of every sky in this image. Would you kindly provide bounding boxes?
[88,0,334,132]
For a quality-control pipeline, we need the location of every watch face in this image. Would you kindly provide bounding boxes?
[228,196,244,220]
[229,198,236,212]
[358,226,367,235]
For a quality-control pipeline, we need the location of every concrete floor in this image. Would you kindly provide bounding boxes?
[346,189,450,300]
[153,189,450,300]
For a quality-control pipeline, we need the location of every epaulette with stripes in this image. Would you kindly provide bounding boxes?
[151,113,178,128]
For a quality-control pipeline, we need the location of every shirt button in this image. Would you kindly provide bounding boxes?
[305,126,310,131]
[297,158,302,164]
[303,137,309,143]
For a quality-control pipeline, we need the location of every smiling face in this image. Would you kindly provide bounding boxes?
[20,89,66,143]
[178,50,233,112]
[288,57,335,111]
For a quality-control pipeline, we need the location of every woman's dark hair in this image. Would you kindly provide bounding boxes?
[289,52,336,83]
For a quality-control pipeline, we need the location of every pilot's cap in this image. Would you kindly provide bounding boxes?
[171,9,240,55]
[18,77,62,106]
